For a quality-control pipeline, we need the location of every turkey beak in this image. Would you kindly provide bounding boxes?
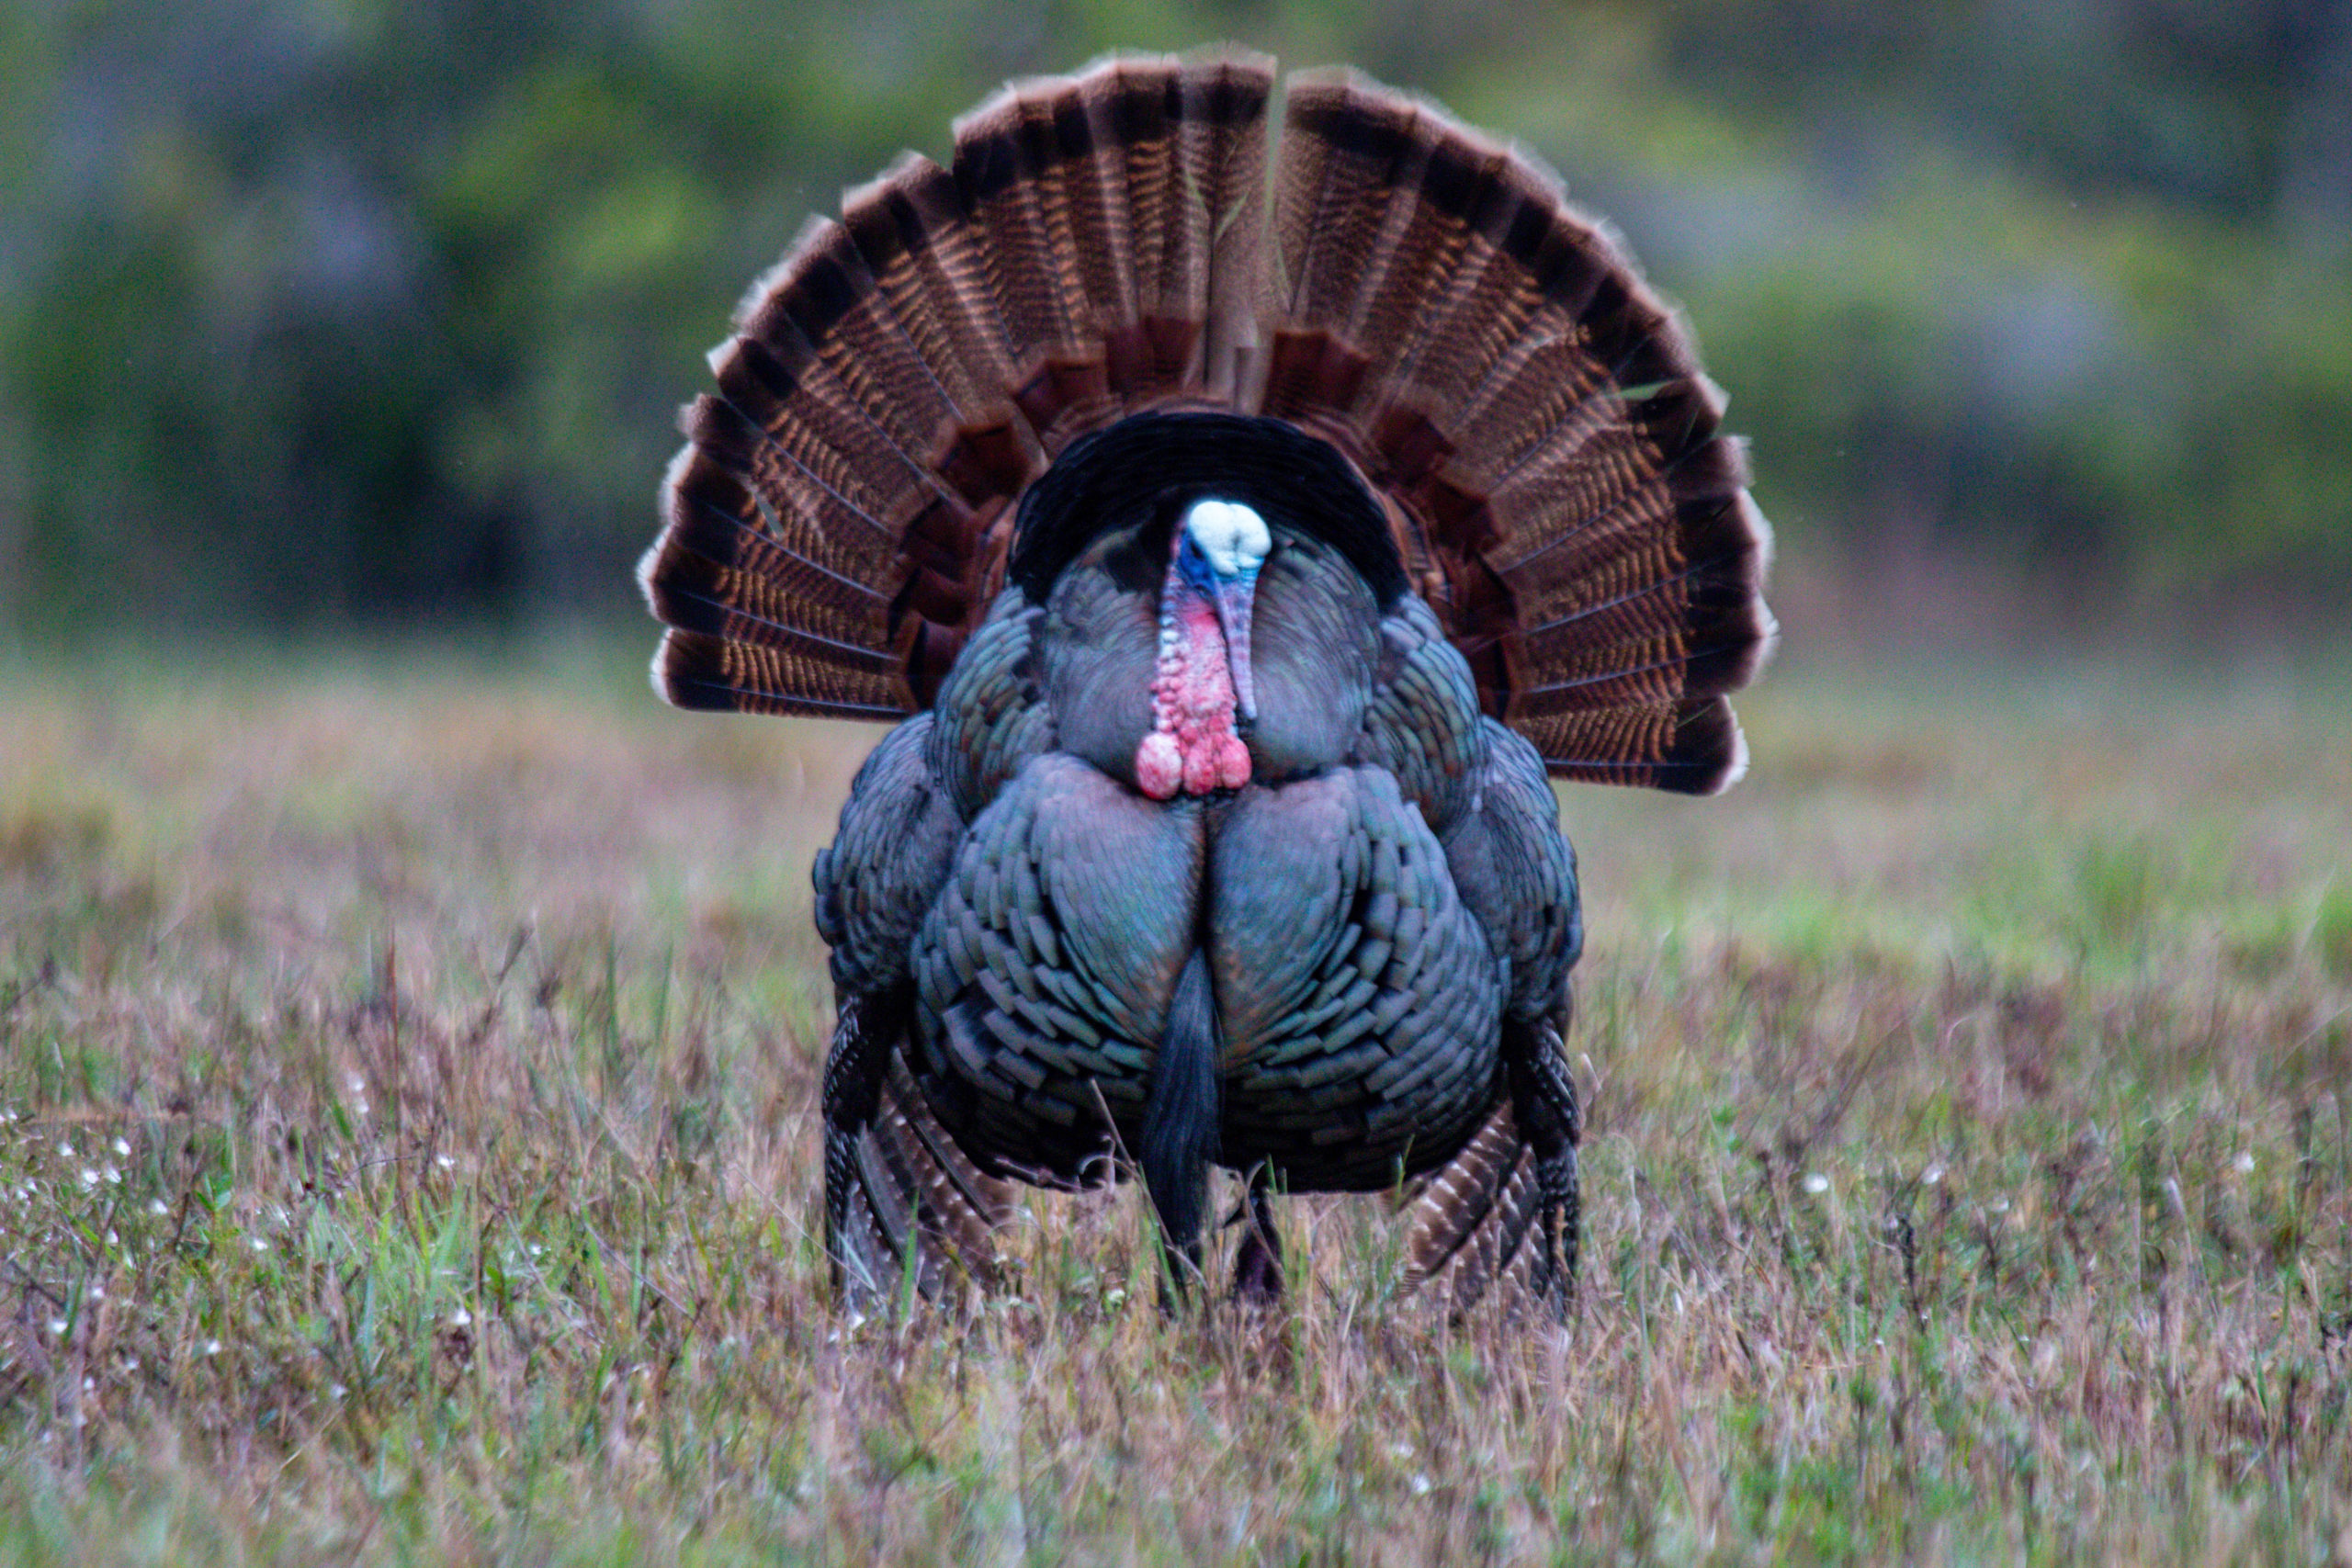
[1213,571,1259,726]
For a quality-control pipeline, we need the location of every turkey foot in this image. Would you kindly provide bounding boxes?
[1228,1171,1284,1305]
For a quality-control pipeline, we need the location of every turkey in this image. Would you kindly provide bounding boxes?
[638,51,1775,1314]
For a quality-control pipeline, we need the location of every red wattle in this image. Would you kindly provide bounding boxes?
[1133,585,1250,797]
[1136,732,1182,799]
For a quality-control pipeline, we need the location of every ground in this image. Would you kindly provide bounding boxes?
[1,639,2347,1564]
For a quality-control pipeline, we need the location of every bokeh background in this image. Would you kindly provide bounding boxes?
[5,0,2349,660]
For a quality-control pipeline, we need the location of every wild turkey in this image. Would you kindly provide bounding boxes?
[638,50,1775,1314]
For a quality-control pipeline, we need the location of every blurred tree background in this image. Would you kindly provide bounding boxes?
[2,0,2348,649]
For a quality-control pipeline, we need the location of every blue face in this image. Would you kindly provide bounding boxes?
[1169,501,1269,723]
[1174,525,1228,596]
[1173,499,1269,592]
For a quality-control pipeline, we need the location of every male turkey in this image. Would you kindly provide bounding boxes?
[639,51,1774,1314]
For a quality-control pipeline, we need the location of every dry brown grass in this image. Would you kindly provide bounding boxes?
[1,642,2348,1563]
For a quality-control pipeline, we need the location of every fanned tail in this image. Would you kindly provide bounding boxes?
[1260,70,1776,794]
[642,50,1771,793]
[642,49,1274,719]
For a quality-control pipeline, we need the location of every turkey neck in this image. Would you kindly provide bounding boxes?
[1032,521,1382,799]
[1136,546,1252,800]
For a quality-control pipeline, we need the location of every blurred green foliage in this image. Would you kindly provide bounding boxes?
[2,0,2348,637]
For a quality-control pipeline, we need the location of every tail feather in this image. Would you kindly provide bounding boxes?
[1272,72,1419,333]
[953,85,1096,364]
[1518,697,1750,791]
[642,51,1772,794]
[1020,81,1141,354]
[841,153,1020,418]
[1173,56,1272,400]
[1379,155,1560,413]
[645,453,896,646]
[678,389,902,565]
[651,627,909,718]
[1262,76,1772,792]
[738,219,963,477]
[1097,62,1190,380]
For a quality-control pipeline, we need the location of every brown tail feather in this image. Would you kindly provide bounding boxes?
[840,152,1019,423]
[953,84,1101,376]
[736,219,965,483]
[1181,55,1272,398]
[1261,73,1774,795]
[1096,61,1193,387]
[643,51,1771,793]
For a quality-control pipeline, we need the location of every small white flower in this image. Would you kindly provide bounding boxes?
[249,1235,269,1253]
[449,1306,473,1328]
[46,1318,67,1337]
[1387,1441,1415,1461]
[330,1383,347,1400]
[78,1168,100,1189]
[111,1137,130,1157]
[104,1166,121,1185]
[203,1339,222,1356]
[2233,1152,2256,1175]
[103,1229,118,1246]
[1408,1472,1432,1496]
[348,1076,366,1094]
[435,1154,455,1170]
[57,1142,74,1158]
[88,1284,104,1301]
[1802,1172,1830,1195]
[148,1199,169,1216]
[1922,1164,1945,1186]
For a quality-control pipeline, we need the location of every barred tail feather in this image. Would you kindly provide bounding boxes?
[643,51,1771,794]
[1259,71,1774,794]
[643,49,1277,724]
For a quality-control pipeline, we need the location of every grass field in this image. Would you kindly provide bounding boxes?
[2,640,2348,1564]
